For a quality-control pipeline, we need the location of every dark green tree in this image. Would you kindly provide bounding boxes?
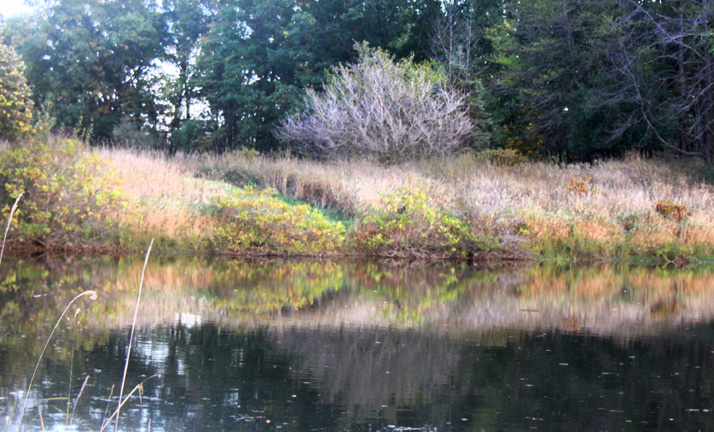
[162,0,213,135]
[2,0,166,141]
[430,0,502,147]
[485,0,642,160]
[608,0,714,163]
[194,0,442,151]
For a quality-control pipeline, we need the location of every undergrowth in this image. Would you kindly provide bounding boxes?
[2,139,714,262]
[0,138,131,250]
[351,187,504,260]
[210,186,346,256]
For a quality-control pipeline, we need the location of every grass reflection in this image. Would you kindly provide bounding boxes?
[1,257,714,338]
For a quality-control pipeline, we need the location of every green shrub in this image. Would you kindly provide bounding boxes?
[351,187,499,259]
[0,43,34,142]
[0,138,130,248]
[211,186,345,255]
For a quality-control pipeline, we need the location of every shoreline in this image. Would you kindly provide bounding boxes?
[2,140,714,263]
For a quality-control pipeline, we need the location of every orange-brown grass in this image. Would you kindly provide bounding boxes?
[197,152,453,215]
[96,147,233,240]
[94,146,714,259]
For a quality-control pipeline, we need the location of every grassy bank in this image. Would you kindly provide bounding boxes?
[2,138,714,261]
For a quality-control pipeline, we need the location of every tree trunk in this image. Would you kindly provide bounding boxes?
[702,0,714,163]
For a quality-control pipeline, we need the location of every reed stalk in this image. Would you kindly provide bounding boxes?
[102,385,115,428]
[101,374,161,432]
[0,191,23,267]
[69,375,90,426]
[114,238,154,432]
[16,290,98,432]
[3,399,17,432]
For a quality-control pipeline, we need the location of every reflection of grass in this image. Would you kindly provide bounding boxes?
[5,241,159,432]
[5,257,714,341]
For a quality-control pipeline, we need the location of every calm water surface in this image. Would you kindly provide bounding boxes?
[1,257,714,431]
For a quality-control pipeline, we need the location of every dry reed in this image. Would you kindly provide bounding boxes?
[97,144,714,259]
[15,290,98,431]
[0,191,22,266]
[113,238,154,432]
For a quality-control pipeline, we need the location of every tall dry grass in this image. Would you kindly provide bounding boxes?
[95,147,233,240]
[195,149,714,258]
[72,143,714,259]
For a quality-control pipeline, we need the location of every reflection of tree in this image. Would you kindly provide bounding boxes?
[451,330,714,431]
[271,327,462,427]
[7,324,714,431]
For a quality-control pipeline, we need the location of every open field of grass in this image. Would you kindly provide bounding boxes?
[195,149,714,260]
[2,139,714,261]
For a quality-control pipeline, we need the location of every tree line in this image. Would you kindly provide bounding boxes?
[1,0,713,163]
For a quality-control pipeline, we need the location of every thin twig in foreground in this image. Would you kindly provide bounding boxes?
[101,374,161,432]
[114,239,154,432]
[0,191,23,267]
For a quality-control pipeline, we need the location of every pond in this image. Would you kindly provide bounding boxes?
[1,256,714,431]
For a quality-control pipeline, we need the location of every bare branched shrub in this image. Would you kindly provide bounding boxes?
[276,43,474,164]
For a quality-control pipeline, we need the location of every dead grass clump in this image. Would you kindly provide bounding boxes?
[572,217,625,255]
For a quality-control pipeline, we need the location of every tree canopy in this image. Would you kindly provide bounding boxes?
[1,0,713,163]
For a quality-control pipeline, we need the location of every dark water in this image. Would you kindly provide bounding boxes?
[1,257,714,431]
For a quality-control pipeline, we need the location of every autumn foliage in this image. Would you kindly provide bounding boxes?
[0,43,33,142]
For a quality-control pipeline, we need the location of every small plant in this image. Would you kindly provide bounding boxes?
[211,186,345,255]
[351,187,500,259]
[236,147,260,160]
[567,177,602,195]
[655,199,691,222]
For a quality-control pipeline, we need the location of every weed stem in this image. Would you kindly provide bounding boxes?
[16,289,98,432]
[0,191,23,267]
[114,239,153,432]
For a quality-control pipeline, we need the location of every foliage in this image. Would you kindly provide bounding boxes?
[0,138,130,248]
[567,177,603,196]
[655,200,691,222]
[111,118,160,149]
[2,0,166,140]
[429,0,501,146]
[277,43,474,163]
[169,119,213,152]
[161,0,211,136]
[194,0,440,151]
[211,186,345,255]
[0,42,32,142]
[351,187,500,259]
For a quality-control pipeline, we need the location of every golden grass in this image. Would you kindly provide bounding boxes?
[88,145,714,259]
[95,147,233,239]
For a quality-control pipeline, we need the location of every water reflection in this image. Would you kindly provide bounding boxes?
[1,257,714,430]
[3,257,713,337]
